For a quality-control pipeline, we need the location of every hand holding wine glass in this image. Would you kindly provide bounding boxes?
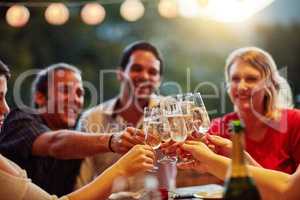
[191,92,211,135]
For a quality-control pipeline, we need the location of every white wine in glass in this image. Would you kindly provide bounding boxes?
[168,114,188,142]
[160,116,171,143]
[176,94,195,135]
[192,92,210,134]
[145,121,162,150]
[163,97,188,142]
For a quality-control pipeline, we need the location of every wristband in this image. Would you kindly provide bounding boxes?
[108,134,115,152]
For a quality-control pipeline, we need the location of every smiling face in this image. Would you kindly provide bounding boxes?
[228,59,266,114]
[120,50,161,100]
[37,69,84,129]
[0,75,9,128]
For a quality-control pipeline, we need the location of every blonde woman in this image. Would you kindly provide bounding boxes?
[178,47,300,199]
[206,47,299,174]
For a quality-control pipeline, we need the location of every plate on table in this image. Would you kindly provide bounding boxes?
[108,191,143,200]
[194,190,223,199]
[174,184,223,199]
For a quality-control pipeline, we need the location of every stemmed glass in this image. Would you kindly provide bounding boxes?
[143,106,165,171]
[175,92,210,136]
[191,92,211,135]
[163,96,188,143]
[176,93,195,136]
[143,107,163,150]
[171,92,210,162]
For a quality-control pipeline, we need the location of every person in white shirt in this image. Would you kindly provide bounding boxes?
[76,41,166,190]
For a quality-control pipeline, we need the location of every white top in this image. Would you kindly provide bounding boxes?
[0,154,69,200]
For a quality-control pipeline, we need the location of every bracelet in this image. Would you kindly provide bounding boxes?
[108,134,115,153]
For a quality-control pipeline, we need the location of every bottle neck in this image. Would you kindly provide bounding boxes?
[230,132,248,177]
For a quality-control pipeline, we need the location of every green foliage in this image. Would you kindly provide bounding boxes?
[0,0,299,115]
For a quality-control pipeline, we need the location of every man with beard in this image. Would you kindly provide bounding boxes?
[0,63,143,196]
[76,41,165,189]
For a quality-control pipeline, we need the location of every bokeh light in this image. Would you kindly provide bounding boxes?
[176,0,274,22]
[81,3,106,25]
[198,0,209,7]
[45,3,69,25]
[178,0,201,18]
[6,5,30,28]
[120,0,145,22]
[202,0,275,23]
[158,0,178,19]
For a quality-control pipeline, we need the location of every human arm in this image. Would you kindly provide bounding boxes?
[285,167,300,200]
[77,109,146,154]
[0,154,62,200]
[0,145,154,200]
[204,134,261,167]
[67,145,155,200]
[32,130,112,159]
[32,127,145,159]
[0,154,21,177]
[0,109,145,160]
[180,141,291,200]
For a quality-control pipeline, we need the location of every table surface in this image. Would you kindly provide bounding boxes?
[109,184,224,200]
[172,184,224,199]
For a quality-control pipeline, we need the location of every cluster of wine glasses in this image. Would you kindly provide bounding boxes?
[142,92,211,162]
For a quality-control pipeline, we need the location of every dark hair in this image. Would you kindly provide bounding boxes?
[0,60,11,79]
[120,41,164,75]
[32,63,81,107]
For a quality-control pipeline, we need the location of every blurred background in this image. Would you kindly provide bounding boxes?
[0,0,299,118]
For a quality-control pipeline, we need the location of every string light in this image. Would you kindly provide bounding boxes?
[45,3,69,25]
[178,0,201,18]
[6,5,30,28]
[158,0,178,19]
[202,0,275,23]
[0,0,276,27]
[198,0,209,7]
[120,0,145,22]
[81,3,106,25]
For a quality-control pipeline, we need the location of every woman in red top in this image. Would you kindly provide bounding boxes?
[208,47,300,174]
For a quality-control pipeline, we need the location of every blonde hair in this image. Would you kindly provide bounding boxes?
[225,47,293,119]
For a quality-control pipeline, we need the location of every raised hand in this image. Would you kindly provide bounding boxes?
[160,140,181,156]
[205,134,232,157]
[177,159,209,173]
[179,140,216,165]
[113,145,155,177]
[111,127,146,153]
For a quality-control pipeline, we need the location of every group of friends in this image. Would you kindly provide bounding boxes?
[0,41,299,200]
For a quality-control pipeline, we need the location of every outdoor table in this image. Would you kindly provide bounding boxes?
[109,184,223,199]
[172,184,223,199]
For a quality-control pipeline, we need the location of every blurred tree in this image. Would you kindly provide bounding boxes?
[0,0,299,115]
[256,23,300,108]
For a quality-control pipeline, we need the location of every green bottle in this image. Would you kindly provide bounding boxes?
[223,120,261,200]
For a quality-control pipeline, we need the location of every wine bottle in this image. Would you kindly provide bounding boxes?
[223,120,261,200]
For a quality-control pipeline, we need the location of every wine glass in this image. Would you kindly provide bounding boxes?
[191,92,211,135]
[164,97,188,143]
[144,107,163,150]
[175,93,198,162]
[143,106,164,172]
[176,93,195,136]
